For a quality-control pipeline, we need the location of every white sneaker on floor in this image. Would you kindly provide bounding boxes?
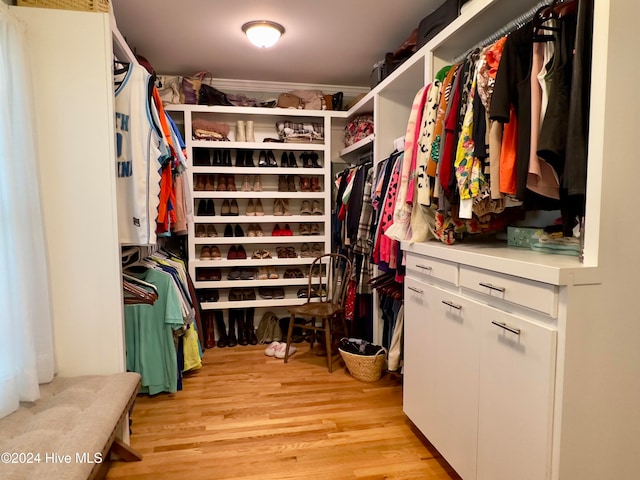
[275,343,296,359]
[264,341,280,357]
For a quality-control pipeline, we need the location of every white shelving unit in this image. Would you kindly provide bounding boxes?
[166,105,332,313]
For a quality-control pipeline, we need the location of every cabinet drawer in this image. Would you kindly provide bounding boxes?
[405,252,458,286]
[460,265,558,317]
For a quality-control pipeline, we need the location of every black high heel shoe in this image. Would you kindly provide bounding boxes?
[236,150,245,167]
[267,150,277,167]
[310,152,321,168]
[258,150,268,167]
[280,151,289,168]
[300,152,311,168]
[288,152,298,168]
[223,149,232,166]
[244,149,255,167]
[212,150,222,166]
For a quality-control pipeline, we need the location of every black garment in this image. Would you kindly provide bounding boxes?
[490,22,534,201]
[538,13,578,180]
[564,0,594,197]
[472,86,488,160]
[347,165,367,244]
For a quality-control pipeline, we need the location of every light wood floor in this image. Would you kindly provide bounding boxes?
[107,344,460,480]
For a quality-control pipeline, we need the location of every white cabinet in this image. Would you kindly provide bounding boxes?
[425,283,480,480]
[405,276,480,480]
[477,307,557,480]
[166,105,332,312]
[404,253,557,480]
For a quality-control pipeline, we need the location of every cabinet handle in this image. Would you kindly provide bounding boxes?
[479,282,506,293]
[491,321,521,335]
[408,286,423,295]
[416,264,432,271]
[441,300,462,310]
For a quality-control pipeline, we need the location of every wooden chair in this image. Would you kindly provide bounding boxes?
[284,253,353,372]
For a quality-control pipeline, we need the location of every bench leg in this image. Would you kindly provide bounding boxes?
[110,438,143,462]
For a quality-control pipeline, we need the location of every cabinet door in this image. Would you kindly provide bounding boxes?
[428,284,481,480]
[403,277,438,436]
[477,307,557,480]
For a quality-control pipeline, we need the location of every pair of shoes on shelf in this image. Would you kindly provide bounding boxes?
[236,150,256,167]
[229,288,256,301]
[227,267,257,281]
[246,224,264,237]
[227,245,247,260]
[300,176,321,192]
[197,199,216,216]
[200,245,222,260]
[284,268,304,279]
[300,152,322,168]
[257,266,279,279]
[273,199,291,216]
[224,224,244,237]
[299,223,320,235]
[265,341,296,358]
[246,199,264,216]
[258,150,278,167]
[212,150,233,166]
[272,224,293,236]
[300,243,323,258]
[258,287,285,300]
[221,199,240,216]
[217,174,237,192]
[277,175,297,192]
[198,289,220,303]
[276,247,298,258]
[196,268,222,281]
[251,248,272,259]
[196,224,219,237]
[300,200,323,215]
[280,152,298,168]
[193,149,211,166]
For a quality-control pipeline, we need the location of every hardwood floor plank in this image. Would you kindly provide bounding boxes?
[106,345,459,480]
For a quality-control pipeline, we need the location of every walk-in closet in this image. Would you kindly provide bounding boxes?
[2,0,640,479]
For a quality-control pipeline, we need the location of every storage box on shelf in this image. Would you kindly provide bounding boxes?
[165,105,332,311]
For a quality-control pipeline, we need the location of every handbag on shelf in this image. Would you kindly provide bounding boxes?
[181,71,211,105]
[289,89,326,110]
[156,75,183,105]
[198,83,234,106]
[277,92,304,109]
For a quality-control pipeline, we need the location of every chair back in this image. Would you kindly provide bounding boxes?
[307,253,352,307]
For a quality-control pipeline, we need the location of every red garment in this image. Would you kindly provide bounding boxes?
[439,77,462,198]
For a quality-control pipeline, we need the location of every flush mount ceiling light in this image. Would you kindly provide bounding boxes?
[242,20,285,48]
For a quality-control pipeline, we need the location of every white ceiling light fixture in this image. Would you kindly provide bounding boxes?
[242,20,285,48]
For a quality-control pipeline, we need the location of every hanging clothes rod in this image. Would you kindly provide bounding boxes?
[452,0,554,63]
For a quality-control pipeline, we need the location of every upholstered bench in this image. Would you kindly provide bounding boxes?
[0,372,142,480]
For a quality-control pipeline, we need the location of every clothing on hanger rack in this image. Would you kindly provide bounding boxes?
[453,0,555,63]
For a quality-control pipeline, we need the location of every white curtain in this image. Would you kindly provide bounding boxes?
[0,3,55,420]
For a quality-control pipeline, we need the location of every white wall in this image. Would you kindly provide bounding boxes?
[14,6,125,375]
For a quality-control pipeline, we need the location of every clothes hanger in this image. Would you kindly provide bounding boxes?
[123,272,158,294]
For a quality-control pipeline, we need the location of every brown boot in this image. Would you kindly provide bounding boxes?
[205,311,216,349]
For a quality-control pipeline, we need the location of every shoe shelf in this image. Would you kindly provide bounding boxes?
[193,215,329,223]
[192,191,325,199]
[193,257,320,267]
[191,167,323,174]
[173,103,331,312]
[193,235,328,245]
[200,297,315,310]
[191,140,325,150]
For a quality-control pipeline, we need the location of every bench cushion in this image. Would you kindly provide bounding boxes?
[0,372,141,480]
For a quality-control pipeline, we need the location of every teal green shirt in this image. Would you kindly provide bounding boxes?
[125,268,184,395]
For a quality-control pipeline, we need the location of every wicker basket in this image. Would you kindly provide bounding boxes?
[339,347,387,382]
[17,0,109,13]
